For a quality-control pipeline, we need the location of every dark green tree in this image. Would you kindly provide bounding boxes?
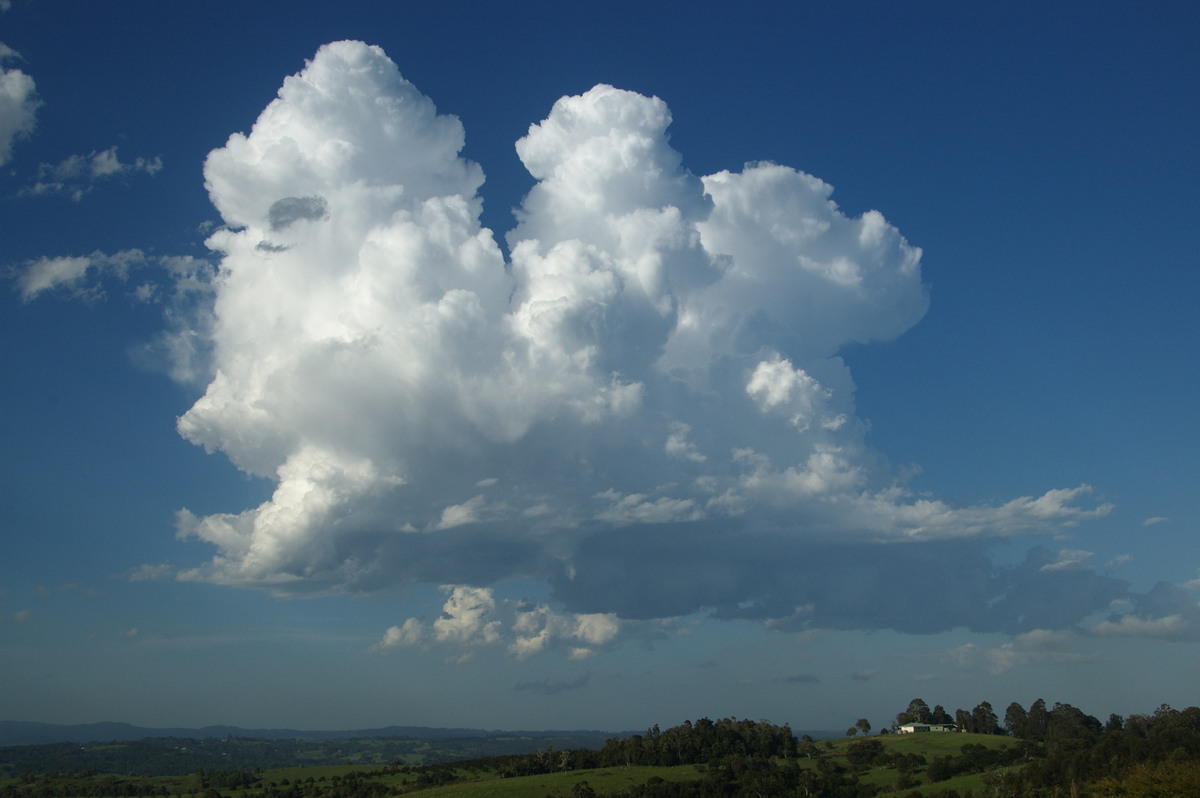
[972,701,1000,735]
[896,698,932,726]
[847,738,885,767]
[1027,698,1050,741]
[1004,701,1028,737]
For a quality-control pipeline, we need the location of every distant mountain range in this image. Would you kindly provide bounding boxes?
[0,720,602,747]
[0,720,842,748]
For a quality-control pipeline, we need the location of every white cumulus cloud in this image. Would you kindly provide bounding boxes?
[132,41,1126,641]
[375,585,622,661]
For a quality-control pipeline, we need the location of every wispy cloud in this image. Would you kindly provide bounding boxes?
[13,249,210,304]
[1093,614,1187,638]
[936,629,1092,676]
[21,146,162,201]
[1040,549,1095,572]
[15,249,142,302]
[513,674,591,695]
[12,250,217,384]
[125,564,174,582]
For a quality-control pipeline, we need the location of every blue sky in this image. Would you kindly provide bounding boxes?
[2,1,1198,734]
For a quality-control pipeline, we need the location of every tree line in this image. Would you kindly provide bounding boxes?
[4,701,1200,797]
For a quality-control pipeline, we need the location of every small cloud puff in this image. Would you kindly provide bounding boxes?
[0,43,39,166]
[374,586,622,662]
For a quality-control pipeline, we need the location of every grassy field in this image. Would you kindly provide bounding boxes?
[827,731,1022,796]
[249,764,387,781]
[402,765,704,798]
[866,731,1013,754]
[379,733,1021,796]
[1,732,1029,797]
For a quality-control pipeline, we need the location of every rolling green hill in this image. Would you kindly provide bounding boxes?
[4,701,1200,797]
[0,728,1030,797]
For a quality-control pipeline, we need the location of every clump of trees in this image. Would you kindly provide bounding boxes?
[1019,702,1200,793]
[887,696,1200,796]
[596,718,799,767]
[892,697,1002,734]
[845,718,871,737]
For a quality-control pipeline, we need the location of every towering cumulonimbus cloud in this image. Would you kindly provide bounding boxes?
[171,41,1116,645]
